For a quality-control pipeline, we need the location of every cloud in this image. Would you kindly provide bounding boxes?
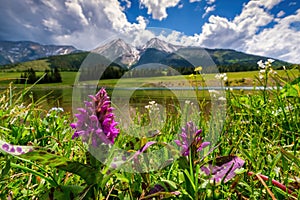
[206,0,215,5]
[0,0,147,50]
[42,18,62,33]
[189,0,201,2]
[202,5,216,18]
[258,0,282,10]
[185,0,300,63]
[65,0,89,26]
[120,0,131,9]
[245,9,300,63]
[276,10,285,18]
[140,0,181,20]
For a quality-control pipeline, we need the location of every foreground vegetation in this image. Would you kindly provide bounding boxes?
[0,61,299,199]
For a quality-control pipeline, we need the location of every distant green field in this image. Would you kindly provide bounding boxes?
[0,72,77,87]
[0,59,51,71]
[0,69,298,88]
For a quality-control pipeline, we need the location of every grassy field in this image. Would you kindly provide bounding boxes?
[0,69,298,88]
[0,63,299,199]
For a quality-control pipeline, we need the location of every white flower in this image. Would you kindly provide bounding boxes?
[149,101,156,105]
[49,107,64,113]
[267,59,275,63]
[257,60,265,69]
[218,96,226,101]
[283,66,286,70]
[185,100,191,104]
[215,73,228,82]
[259,69,266,74]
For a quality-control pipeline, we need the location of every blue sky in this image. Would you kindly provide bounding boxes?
[0,0,300,63]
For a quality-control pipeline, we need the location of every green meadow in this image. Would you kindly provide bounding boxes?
[0,63,299,199]
[0,69,298,88]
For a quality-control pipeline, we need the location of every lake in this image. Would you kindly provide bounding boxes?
[1,86,275,115]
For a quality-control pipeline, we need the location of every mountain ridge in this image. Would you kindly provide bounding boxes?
[0,38,292,72]
[0,40,80,65]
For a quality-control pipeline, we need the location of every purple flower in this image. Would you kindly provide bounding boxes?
[200,156,245,183]
[71,88,119,146]
[174,121,210,156]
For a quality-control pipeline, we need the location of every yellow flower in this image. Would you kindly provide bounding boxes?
[189,74,195,78]
[194,66,203,72]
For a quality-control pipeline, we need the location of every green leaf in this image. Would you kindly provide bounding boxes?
[183,169,196,196]
[19,150,69,167]
[159,178,178,190]
[281,149,300,169]
[40,185,85,200]
[270,152,281,172]
[58,161,100,185]
[20,150,100,184]
[141,191,180,199]
[280,77,300,98]
[1,157,10,177]
[241,148,255,168]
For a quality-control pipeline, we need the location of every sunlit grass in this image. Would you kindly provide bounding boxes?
[0,61,299,199]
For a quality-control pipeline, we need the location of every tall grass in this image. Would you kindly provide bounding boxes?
[0,62,299,199]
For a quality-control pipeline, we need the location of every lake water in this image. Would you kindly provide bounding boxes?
[1,86,276,114]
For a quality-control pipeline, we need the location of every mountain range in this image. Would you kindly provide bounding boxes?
[0,41,79,65]
[0,38,291,72]
[91,38,290,71]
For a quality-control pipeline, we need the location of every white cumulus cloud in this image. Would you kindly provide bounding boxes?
[0,0,147,50]
[186,0,300,63]
[245,9,300,63]
[140,0,181,20]
[65,0,89,26]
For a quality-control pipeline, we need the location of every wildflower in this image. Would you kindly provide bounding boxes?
[194,66,203,72]
[257,59,277,79]
[259,69,266,74]
[185,100,191,104]
[200,156,245,183]
[283,65,286,70]
[70,88,119,146]
[49,107,64,113]
[145,101,160,112]
[267,58,275,64]
[189,74,195,78]
[174,121,210,156]
[215,73,228,82]
[149,101,156,105]
[257,60,265,69]
[218,96,226,101]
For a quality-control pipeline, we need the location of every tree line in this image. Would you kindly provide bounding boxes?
[16,68,62,84]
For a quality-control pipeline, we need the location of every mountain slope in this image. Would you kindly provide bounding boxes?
[0,41,79,65]
[141,38,182,53]
[93,39,139,67]
[0,38,292,72]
